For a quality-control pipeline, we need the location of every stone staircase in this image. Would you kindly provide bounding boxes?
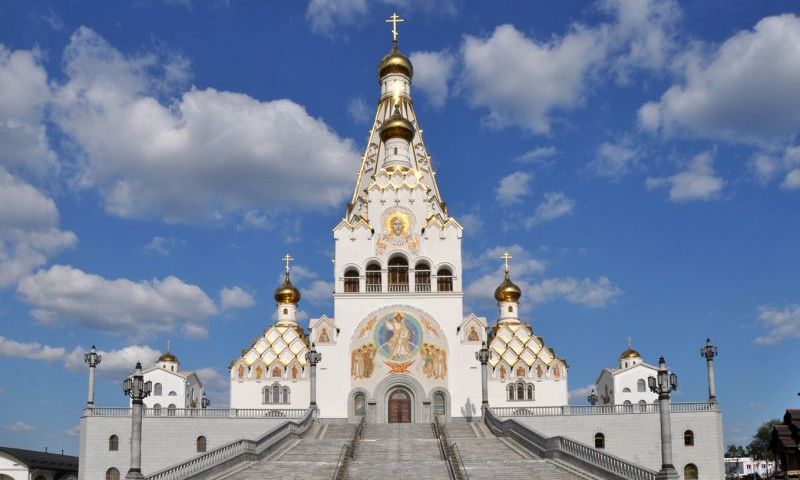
[215,420,601,480]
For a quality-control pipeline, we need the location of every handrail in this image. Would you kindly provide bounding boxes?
[433,416,469,480]
[331,416,365,480]
[144,408,315,480]
[85,407,309,418]
[484,408,656,480]
[490,401,717,417]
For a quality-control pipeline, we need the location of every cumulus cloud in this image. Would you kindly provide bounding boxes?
[220,286,255,311]
[646,151,724,202]
[143,236,184,256]
[305,0,456,36]
[528,276,622,308]
[461,0,679,133]
[64,344,161,377]
[514,146,559,165]
[196,367,230,407]
[568,384,596,404]
[589,139,640,178]
[0,46,57,177]
[496,172,532,205]
[754,304,800,345]
[409,50,455,108]
[525,192,576,228]
[750,145,800,189]
[639,14,800,144]
[303,280,334,305]
[51,27,357,224]
[347,96,371,124]
[18,265,218,339]
[0,168,77,287]
[3,421,34,432]
[0,336,65,360]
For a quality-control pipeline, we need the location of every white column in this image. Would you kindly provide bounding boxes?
[126,399,144,480]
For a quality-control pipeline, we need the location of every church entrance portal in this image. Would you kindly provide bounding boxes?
[387,389,411,423]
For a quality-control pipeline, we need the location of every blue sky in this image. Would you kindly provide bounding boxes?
[1,0,799,454]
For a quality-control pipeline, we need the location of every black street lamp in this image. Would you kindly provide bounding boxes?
[700,338,719,403]
[201,393,210,409]
[84,345,102,409]
[122,362,152,480]
[648,356,678,480]
[587,387,599,406]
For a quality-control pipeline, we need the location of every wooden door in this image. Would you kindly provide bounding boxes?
[388,390,411,423]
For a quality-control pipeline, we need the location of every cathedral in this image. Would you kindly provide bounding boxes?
[78,19,724,480]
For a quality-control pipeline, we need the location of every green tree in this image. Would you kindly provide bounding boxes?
[725,444,747,458]
[747,419,780,460]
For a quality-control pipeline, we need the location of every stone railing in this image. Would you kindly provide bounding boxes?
[144,408,316,480]
[484,408,657,480]
[490,401,717,417]
[84,408,309,418]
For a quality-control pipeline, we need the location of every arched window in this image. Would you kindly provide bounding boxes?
[527,384,534,400]
[437,267,453,292]
[153,404,162,416]
[272,385,280,404]
[623,400,632,412]
[283,308,288,314]
[282,387,290,404]
[684,430,694,446]
[153,383,162,396]
[594,433,605,449]
[344,268,360,292]
[508,305,513,313]
[517,382,525,400]
[623,387,631,393]
[168,391,177,396]
[388,256,409,292]
[106,468,120,480]
[637,379,646,392]
[168,404,176,416]
[415,262,431,292]
[262,387,271,404]
[638,400,647,412]
[366,263,381,293]
[196,436,207,452]
[108,435,119,451]
[683,463,698,479]
[354,393,366,416]
[433,392,446,415]
[507,384,515,401]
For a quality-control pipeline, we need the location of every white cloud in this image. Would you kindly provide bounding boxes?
[783,169,800,190]
[750,145,800,188]
[529,276,622,308]
[458,212,483,234]
[0,336,65,360]
[514,146,559,165]
[0,168,77,287]
[568,384,596,404]
[305,0,456,36]
[409,50,455,108]
[639,14,800,144]
[143,236,184,256]
[496,171,532,205]
[589,139,639,178]
[303,280,334,305]
[195,367,229,407]
[64,344,161,377]
[52,27,357,224]
[646,151,724,202]
[220,286,255,311]
[63,425,81,437]
[754,304,800,345]
[3,421,34,432]
[347,96,371,124]
[18,265,218,339]
[525,192,576,228]
[461,0,679,133]
[0,46,57,177]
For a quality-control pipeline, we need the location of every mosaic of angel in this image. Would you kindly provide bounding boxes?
[421,343,447,379]
[351,344,377,379]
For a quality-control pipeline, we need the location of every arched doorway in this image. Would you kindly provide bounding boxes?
[387,389,412,423]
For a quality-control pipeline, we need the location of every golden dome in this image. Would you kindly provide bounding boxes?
[377,49,413,79]
[380,107,415,142]
[620,348,641,360]
[494,271,522,303]
[274,272,301,305]
[158,351,178,363]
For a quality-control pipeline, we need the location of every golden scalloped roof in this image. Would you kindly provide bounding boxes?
[488,322,564,370]
[619,347,641,360]
[237,324,309,369]
[158,351,178,363]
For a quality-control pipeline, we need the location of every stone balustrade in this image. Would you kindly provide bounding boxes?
[84,407,309,418]
[490,401,717,417]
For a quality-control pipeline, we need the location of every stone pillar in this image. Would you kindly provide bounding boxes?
[305,345,322,410]
[653,356,678,480]
[127,398,144,480]
[700,338,718,403]
[83,345,101,409]
[475,342,490,413]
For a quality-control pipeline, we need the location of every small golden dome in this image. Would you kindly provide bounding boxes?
[620,348,641,360]
[494,271,522,303]
[274,272,301,305]
[377,49,413,79]
[380,107,415,142]
[158,351,178,363]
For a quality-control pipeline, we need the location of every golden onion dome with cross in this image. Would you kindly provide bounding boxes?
[158,351,178,363]
[380,106,415,142]
[274,254,301,305]
[494,251,521,302]
[619,347,641,360]
[377,49,414,79]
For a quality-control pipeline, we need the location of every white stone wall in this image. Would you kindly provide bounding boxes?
[140,369,190,409]
[612,365,659,405]
[78,414,286,480]
[488,377,568,407]
[516,409,724,479]
[0,452,28,480]
[229,377,310,409]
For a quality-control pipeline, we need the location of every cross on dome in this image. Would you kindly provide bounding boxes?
[501,251,512,273]
[282,253,294,273]
[385,12,404,47]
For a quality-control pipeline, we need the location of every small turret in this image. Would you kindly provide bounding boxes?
[495,251,522,325]
[275,254,301,327]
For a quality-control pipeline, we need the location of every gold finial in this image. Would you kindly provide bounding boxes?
[501,251,512,274]
[386,12,404,48]
[282,253,293,274]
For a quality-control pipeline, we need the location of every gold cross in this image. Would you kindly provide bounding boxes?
[282,253,293,273]
[627,336,633,349]
[501,251,512,273]
[386,12,404,45]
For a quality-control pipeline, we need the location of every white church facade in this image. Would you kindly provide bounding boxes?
[78,24,724,480]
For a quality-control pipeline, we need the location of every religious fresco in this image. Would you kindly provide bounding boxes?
[350,306,447,386]
[375,208,420,255]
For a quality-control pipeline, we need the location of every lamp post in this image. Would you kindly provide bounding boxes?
[700,338,719,403]
[475,341,490,413]
[84,345,102,409]
[305,344,322,409]
[201,393,210,409]
[648,356,679,480]
[123,362,152,480]
[587,387,599,406]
